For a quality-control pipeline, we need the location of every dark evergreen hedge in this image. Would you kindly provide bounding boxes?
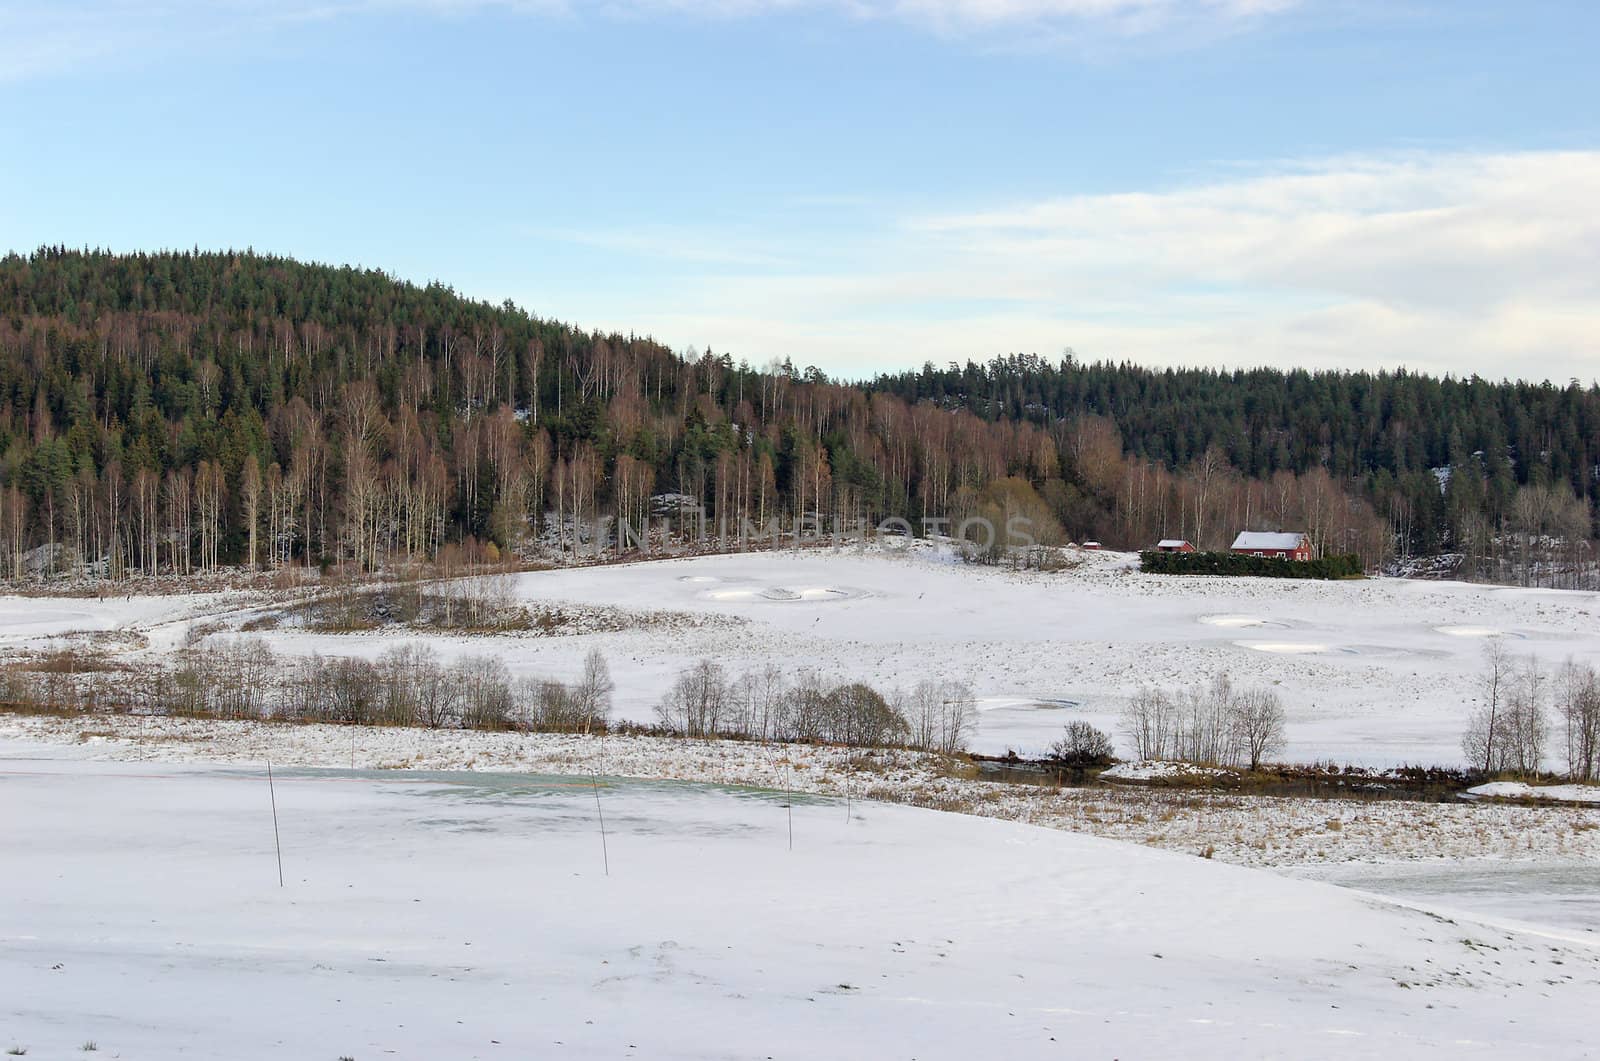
[1139,550,1364,579]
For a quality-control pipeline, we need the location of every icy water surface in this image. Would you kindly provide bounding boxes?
[1300,861,1600,934]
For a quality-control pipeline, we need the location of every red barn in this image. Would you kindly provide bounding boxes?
[1155,539,1195,553]
[1230,531,1312,561]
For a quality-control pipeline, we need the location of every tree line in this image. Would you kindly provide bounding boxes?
[1,247,1592,585]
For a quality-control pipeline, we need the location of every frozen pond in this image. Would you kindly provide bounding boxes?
[1293,861,1600,935]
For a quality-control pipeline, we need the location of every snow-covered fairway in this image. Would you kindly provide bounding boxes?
[263,547,1600,765]
[6,546,1600,766]
[5,756,1599,1059]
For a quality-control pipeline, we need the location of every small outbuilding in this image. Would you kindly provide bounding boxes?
[1230,531,1312,561]
[1155,539,1195,553]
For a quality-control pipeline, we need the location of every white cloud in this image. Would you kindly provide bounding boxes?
[566,151,1600,383]
[599,0,1302,49]
[882,0,1298,34]
[627,0,1296,23]
[0,0,1297,81]
[914,152,1600,309]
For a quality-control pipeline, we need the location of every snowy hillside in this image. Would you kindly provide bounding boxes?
[4,756,1598,1059]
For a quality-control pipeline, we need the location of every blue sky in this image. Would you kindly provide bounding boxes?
[3,1,1598,382]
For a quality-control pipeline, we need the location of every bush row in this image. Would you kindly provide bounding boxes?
[1,644,979,756]
[653,660,975,754]
[1,640,612,733]
[1139,550,1364,579]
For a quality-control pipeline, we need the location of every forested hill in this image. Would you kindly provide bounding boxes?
[871,357,1600,499]
[0,247,1594,586]
[868,358,1600,571]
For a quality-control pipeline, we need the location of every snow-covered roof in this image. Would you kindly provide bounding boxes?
[1156,539,1191,548]
[1231,531,1306,551]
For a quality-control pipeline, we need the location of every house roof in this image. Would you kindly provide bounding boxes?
[1231,531,1307,551]
[1156,539,1191,548]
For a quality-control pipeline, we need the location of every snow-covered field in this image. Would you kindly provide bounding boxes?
[5,753,1600,1060]
[7,551,1600,1057]
[9,544,1598,767]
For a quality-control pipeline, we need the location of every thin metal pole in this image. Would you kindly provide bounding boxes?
[592,728,610,877]
[590,772,610,877]
[844,707,853,822]
[266,759,284,888]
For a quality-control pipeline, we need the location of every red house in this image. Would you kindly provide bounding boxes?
[1155,539,1195,553]
[1230,531,1312,561]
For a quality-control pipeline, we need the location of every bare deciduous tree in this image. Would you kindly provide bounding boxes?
[1557,660,1600,782]
[1050,721,1115,766]
[828,682,907,749]
[1465,638,1514,775]
[898,679,976,755]
[1233,687,1287,771]
[1122,674,1289,769]
[655,660,730,738]
[1464,645,1548,777]
[1120,687,1178,761]
[455,655,514,731]
[241,456,263,571]
[573,648,614,734]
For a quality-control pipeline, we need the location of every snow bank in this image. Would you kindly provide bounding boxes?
[1101,760,1233,782]
[1466,781,1600,804]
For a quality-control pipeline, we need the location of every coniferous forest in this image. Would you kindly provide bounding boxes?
[1,247,1595,586]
